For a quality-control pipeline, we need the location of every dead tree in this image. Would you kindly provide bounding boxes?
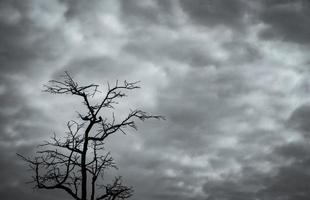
[18,72,163,200]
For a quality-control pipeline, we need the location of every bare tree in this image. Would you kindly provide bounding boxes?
[18,72,163,200]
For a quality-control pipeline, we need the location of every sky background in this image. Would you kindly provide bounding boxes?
[1,0,310,199]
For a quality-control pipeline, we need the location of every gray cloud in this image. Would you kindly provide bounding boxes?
[257,141,310,200]
[202,141,310,200]
[120,0,175,27]
[124,39,218,68]
[0,0,70,75]
[179,0,248,29]
[258,0,310,44]
[287,103,310,135]
[200,102,310,200]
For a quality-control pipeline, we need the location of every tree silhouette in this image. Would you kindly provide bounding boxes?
[18,72,163,200]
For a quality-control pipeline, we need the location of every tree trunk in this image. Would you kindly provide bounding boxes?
[81,122,94,200]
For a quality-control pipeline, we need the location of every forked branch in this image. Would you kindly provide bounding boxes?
[19,72,164,200]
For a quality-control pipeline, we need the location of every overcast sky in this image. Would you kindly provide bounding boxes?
[1,0,310,200]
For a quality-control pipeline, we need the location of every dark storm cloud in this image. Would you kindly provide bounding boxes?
[287,103,310,135]
[258,0,310,44]
[124,37,223,67]
[179,0,248,29]
[58,55,139,81]
[120,0,262,69]
[0,0,70,75]
[202,143,310,200]
[119,0,175,27]
[201,103,310,200]
[256,141,310,200]
[177,0,310,45]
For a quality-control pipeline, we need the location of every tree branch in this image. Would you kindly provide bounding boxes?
[19,72,164,200]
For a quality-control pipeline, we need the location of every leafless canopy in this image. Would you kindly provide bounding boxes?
[18,72,163,200]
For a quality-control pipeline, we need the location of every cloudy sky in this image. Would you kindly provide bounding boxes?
[1,0,310,199]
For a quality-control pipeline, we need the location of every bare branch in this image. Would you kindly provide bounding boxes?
[19,72,163,200]
[89,109,164,141]
[43,71,99,97]
[94,80,140,116]
[96,177,133,200]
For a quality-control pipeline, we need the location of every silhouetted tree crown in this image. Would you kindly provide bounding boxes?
[18,72,163,200]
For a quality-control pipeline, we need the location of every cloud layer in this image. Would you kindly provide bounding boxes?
[1,0,310,199]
